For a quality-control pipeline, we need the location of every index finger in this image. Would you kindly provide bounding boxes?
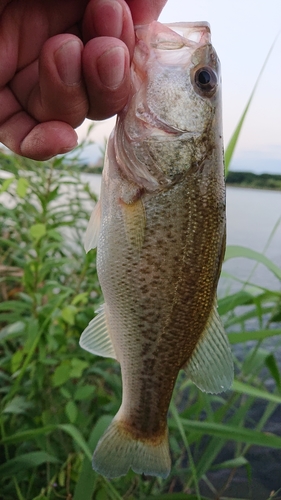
[126,0,167,24]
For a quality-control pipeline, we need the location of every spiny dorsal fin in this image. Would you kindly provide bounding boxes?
[79,304,117,360]
[84,200,101,253]
[184,301,234,393]
[121,198,146,252]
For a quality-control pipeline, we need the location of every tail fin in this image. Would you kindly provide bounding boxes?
[92,417,171,478]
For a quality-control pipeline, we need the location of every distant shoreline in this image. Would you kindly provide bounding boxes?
[226,171,281,192]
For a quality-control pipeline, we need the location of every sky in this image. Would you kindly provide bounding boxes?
[77,0,281,174]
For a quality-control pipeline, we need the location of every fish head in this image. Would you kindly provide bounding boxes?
[115,22,223,190]
[133,22,218,131]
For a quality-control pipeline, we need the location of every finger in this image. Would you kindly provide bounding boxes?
[9,34,89,128]
[20,122,78,160]
[83,0,135,58]
[83,37,131,120]
[126,0,167,24]
[0,86,78,159]
[0,0,88,79]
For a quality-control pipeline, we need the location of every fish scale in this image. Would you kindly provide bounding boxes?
[81,20,233,478]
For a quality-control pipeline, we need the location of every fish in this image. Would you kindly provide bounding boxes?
[80,20,233,479]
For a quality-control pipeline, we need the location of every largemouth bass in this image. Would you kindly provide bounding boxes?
[81,21,233,479]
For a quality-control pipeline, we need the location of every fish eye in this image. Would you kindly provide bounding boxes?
[194,67,217,95]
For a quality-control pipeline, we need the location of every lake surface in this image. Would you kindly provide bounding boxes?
[222,186,281,293]
[82,175,281,294]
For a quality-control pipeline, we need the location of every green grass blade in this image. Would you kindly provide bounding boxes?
[58,424,92,461]
[241,216,281,290]
[170,401,200,499]
[73,416,113,500]
[228,328,281,344]
[1,423,92,461]
[0,451,60,478]
[190,436,225,484]
[265,354,281,391]
[224,245,281,280]
[211,456,248,471]
[0,426,56,444]
[169,418,281,449]
[224,33,279,173]
[218,291,253,315]
[232,380,281,404]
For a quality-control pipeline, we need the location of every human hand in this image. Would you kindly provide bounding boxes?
[0,0,167,160]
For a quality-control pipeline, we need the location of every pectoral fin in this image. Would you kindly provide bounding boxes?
[121,198,146,252]
[84,200,101,253]
[184,301,233,393]
[79,304,117,360]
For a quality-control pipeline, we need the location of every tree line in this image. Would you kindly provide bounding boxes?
[226,171,281,190]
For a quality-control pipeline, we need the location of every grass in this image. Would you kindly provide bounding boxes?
[0,41,281,500]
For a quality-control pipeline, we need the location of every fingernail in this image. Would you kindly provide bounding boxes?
[55,40,81,86]
[62,137,78,152]
[94,0,123,38]
[97,46,126,89]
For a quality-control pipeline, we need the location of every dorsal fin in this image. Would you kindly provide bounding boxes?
[184,301,233,393]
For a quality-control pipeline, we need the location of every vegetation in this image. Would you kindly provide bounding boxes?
[226,171,281,191]
[0,142,281,500]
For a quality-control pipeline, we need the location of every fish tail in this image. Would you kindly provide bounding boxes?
[92,416,171,478]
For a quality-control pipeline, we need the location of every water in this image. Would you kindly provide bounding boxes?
[222,187,281,293]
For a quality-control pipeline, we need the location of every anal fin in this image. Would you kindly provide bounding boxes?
[79,304,117,360]
[184,301,234,393]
